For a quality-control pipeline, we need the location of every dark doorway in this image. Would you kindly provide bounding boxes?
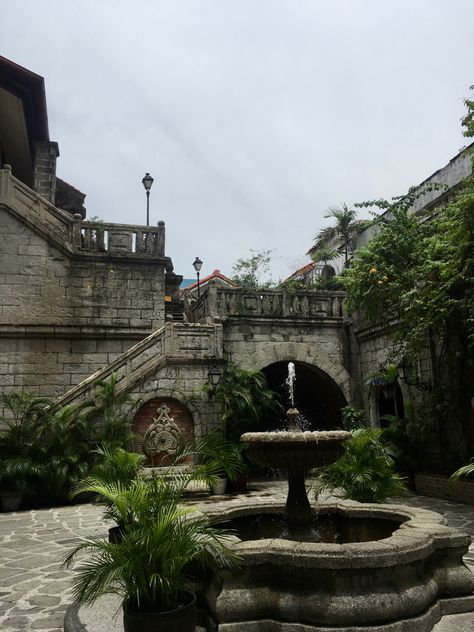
[377,383,405,428]
[261,361,347,431]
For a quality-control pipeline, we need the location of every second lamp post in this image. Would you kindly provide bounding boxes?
[193,257,203,298]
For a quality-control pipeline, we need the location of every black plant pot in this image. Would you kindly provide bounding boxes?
[123,590,196,632]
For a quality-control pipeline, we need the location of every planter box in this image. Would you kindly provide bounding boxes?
[414,472,474,505]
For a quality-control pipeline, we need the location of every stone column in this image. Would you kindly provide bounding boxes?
[33,141,59,203]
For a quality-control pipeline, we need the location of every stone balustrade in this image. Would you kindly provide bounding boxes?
[0,165,166,259]
[72,218,165,256]
[187,285,346,322]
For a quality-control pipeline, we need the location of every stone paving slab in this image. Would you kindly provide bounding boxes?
[0,481,472,631]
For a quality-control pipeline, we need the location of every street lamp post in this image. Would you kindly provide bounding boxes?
[192,257,203,298]
[141,172,154,226]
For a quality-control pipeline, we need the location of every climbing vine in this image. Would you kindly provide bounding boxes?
[342,172,474,468]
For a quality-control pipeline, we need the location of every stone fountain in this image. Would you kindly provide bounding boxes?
[241,362,350,530]
[198,362,474,631]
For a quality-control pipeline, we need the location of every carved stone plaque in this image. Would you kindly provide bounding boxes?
[143,403,183,457]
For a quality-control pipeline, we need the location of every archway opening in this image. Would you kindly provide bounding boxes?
[261,361,347,431]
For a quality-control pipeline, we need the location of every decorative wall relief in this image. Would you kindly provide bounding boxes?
[143,403,183,458]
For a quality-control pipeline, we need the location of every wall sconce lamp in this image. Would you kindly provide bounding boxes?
[397,358,430,392]
[207,365,222,399]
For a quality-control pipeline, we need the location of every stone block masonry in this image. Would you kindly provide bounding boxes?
[0,173,170,406]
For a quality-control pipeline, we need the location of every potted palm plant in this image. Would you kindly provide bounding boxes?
[197,433,248,494]
[70,444,146,542]
[63,475,239,632]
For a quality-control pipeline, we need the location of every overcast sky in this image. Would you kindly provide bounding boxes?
[1,1,473,281]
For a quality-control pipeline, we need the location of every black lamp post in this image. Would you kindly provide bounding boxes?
[193,257,203,298]
[141,172,154,226]
[207,365,222,400]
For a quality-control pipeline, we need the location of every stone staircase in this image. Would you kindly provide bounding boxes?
[52,321,223,410]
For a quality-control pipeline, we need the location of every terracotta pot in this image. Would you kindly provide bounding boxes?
[123,590,196,632]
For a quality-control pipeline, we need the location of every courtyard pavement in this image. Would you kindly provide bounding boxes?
[0,481,473,632]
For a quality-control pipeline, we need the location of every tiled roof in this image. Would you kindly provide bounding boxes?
[185,269,238,291]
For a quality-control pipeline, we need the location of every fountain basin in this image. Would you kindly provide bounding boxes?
[241,430,351,470]
[197,500,474,631]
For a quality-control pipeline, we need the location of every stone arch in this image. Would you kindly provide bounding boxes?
[132,394,196,466]
[261,360,347,430]
[236,341,352,403]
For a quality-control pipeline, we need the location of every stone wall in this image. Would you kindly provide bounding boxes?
[222,319,354,405]
[0,202,167,404]
[414,473,474,505]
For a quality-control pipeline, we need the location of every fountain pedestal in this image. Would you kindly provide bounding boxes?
[241,427,351,531]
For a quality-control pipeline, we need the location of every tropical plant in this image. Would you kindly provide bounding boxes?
[79,373,138,448]
[0,392,51,455]
[197,432,248,482]
[317,428,408,502]
[309,245,339,268]
[451,459,474,481]
[62,475,239,613]
[311,203,368,268]
[340,406,366,431]
[0,457,44,493]
[70,445,146,526]
[201,364,282,439]
[33,404,98,502]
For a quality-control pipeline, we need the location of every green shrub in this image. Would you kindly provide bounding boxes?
[317,428,408,503]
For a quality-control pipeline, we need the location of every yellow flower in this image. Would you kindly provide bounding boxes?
[377,280,384,285]
[369,267,377,274]
[382,275,388,281]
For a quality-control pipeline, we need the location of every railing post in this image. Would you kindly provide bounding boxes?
[207,280,218,320]
[0,164,13,198]
[156,221,165,255]
[72,214,83,247]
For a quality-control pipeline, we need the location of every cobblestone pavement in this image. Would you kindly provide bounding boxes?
[0,481,473,632]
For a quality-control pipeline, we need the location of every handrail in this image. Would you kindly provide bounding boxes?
[52,322,223,410]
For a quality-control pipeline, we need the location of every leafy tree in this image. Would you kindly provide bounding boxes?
[343,172,474,468]
[231,249,274,290]
[461,84,474,138]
